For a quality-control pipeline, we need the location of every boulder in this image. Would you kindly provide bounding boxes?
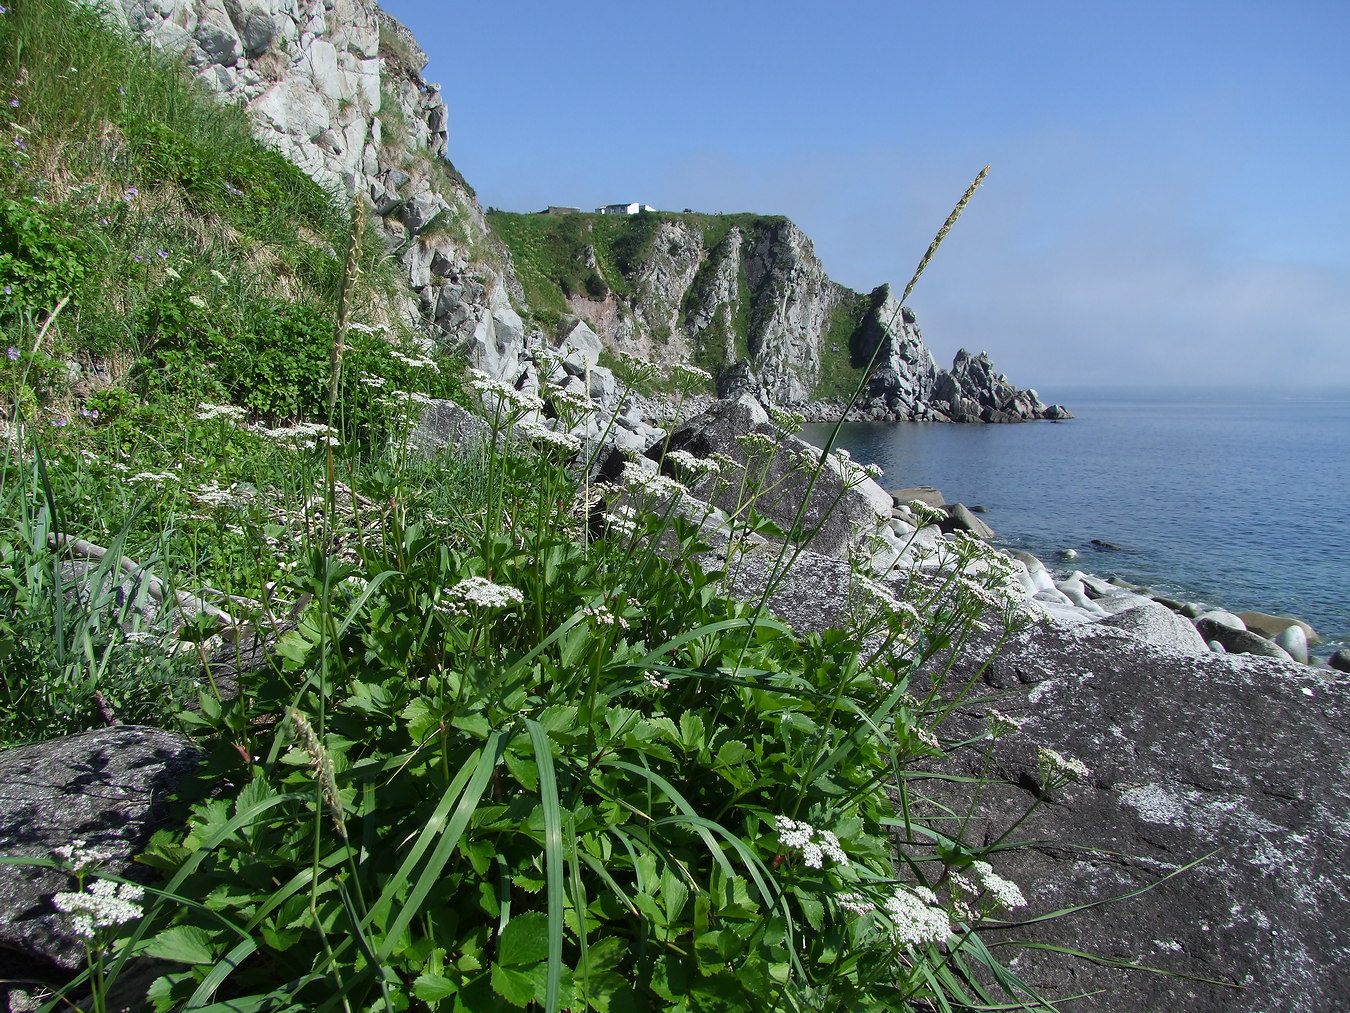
[0,726,201,1005]
[1195,609,1246,633]
[1238,611,1320,646]
[1273,625,1310,665]
[712,544,1350,1009]
[648,395,891,565]
[1197,618,1294,661]
[928,621,1350,1012]
[940,503,995,540]
[1099,599,1210,656]
[1330,650,1350,673]
[890,486,945,508]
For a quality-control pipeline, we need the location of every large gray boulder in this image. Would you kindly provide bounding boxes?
[0,726,200,1003]
[650,395,892,564]
[702,543,1350,1010]
[929,621,1350,1012]
[1099,598,1210,656]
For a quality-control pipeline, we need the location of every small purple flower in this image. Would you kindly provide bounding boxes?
[123,187,138,201]
[6,346,18,361]
[51,417,67,428]
[118,87,125,95]
[3,286,10,297]
[133,255,143,263]
[99,217,108,226]
[156,249,168,259]
[12,138,25,150]
[8,99,17,108]
[81,408,99,419]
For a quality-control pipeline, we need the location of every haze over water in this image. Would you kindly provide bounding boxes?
[804,387,1350,657]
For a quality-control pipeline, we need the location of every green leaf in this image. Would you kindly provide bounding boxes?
[414,973,459,1002]
[490,962,546,1008]
[141,925,217,964]
[497,910,549,967]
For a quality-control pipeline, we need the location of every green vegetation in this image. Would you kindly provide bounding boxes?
[814,293,873,401]
[1,6,1089,1011]
[486,210,785,339]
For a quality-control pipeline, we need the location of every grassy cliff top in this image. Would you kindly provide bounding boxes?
[486,209,789,327]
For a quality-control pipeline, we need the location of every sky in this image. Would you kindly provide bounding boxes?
[379,0,1350,397]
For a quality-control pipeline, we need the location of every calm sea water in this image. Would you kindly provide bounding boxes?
[803,387,1350,655]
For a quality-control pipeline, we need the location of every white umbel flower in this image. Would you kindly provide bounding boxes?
[882,887,951,947]
[52,879,145,940]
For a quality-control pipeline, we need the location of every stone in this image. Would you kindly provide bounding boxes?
[0,726,200,997]
[193,19,240,66]
[940,502,994,540]
[1195,609,1246,633]
[409,399,490,454]
[1059,547,1078,560]
[928,620,1350,1011]
[1329,649,1350,673]
[1273,624,1309,665]
[237,8,277,56]
[890,486,944,508]
[556,319,604,371]
[1099,599,1209,656]
[1238,611,1320,646]
[648,395,891,565]
[1196,619,1295,661]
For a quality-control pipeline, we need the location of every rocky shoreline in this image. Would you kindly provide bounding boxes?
[885,484,1348,672]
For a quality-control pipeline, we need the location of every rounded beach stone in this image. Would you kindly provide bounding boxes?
[1329,649,1350,673]
[1273,625,1309,665]
[1238,611,1320,646]
[1196,610,1246,633]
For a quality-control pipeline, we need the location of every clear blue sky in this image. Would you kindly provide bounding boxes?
[380,0,1350,396]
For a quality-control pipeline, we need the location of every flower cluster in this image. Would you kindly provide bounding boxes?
[985,709,1027,738]
[436,576,524,617]
[195,402,247,422]
[623,468,685,501]
[661,448,717,478]
[773,816,849,869]
[259,421,339,449]
[734,432,780,456]
[52,879,145,940]
[968,860,1026,910]
[389,348,439,372]
[1037,746,1090,783]
[882,885,952,946]
[467,369,543,413]
[517,419,582,455]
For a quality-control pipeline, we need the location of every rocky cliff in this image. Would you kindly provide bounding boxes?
[489,210,1069,422]
[107,0,1062,423]
[104,0,527,365]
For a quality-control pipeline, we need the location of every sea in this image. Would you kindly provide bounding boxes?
[802,387,1350,658]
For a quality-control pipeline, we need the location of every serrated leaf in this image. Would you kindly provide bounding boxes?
[141,925,216,964]
[491,962,545,1008]
[414,973,459,1001]
[496,910,549,967]
[401,698,441,744]
[679,712,706,753]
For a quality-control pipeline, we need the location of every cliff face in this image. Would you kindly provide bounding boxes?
[107,0,1063,422]
[107,0,526,362]
[491,211,1068,421]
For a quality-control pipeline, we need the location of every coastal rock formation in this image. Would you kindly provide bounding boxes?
[495,211,1070,421]
[718,542,1350,1012]
[0,726,201,1009]
[934,620,1350,1013]
[106,0,523,355]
